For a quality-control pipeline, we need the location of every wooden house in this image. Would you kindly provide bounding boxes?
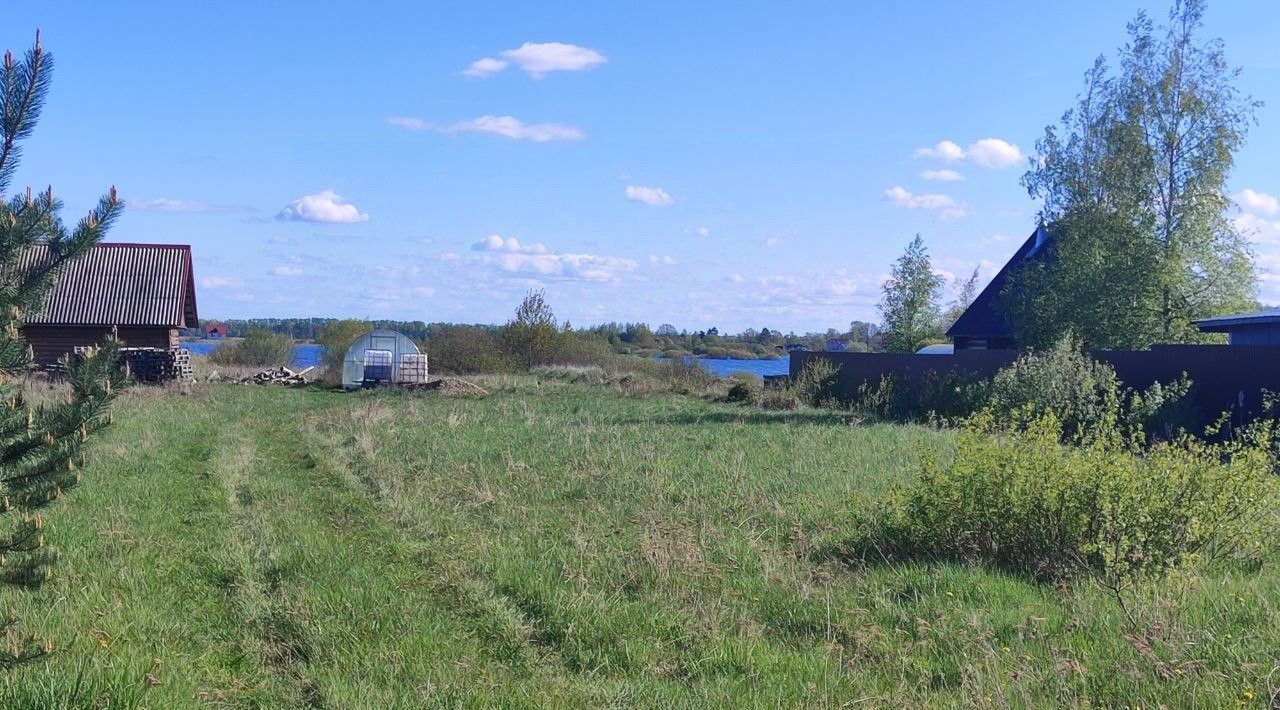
[14,243,199,366]
[946,226,1053,350]
[204,321,229,338]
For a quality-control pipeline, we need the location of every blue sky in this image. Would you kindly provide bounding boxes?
[6,1,1280,332]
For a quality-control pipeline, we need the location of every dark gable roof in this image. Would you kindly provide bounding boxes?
[946,226,1053,340]
[15,243,198,327]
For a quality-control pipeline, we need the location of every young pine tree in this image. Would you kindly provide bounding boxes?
[879,235,944,352]
[0,34,126,666]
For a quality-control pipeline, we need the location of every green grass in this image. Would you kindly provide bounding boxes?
[0,378,1277,707]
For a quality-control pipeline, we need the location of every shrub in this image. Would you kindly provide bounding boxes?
[428,326,516,374]
[553,332,615,367]
[502,289,563,368]
[983,335,1119,441]
[315,319,373,382]
[854,371,985,423]
[208,329,293,367]
[724,373,763,404]
[757,387,799,410]
[793,359,841,407]
[864,414,1279,585]
[982,334,1197,444]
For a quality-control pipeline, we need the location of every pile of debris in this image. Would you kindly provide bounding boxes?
[400,377,489,397]
[120,347,194,383]
[239,365,314,386]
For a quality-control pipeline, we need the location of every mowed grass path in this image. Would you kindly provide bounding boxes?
[0,379,1277,707]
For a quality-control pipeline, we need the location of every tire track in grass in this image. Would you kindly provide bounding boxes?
[299,399,570,674]
[211,422,324,707]
[205,391,583,706]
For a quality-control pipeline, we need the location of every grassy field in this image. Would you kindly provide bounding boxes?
[0,377,1277,707]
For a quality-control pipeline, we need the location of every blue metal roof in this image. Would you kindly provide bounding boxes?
[1195,308,1280,332]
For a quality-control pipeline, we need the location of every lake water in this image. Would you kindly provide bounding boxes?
[183,341,324,368]
[659,355,792,378]
[691,356,791,378]
[183,341,787,378]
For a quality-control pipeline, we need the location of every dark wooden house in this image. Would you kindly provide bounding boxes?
[16,243,199,366]
[946,226,1054,350]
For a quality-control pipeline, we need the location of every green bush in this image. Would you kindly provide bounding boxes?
[315,319,373,382]
[724,373,763,404]
[983,335,1120,441]
[208,329,293,367]
[982,334,1196,444]
[854,371,985,423]
[793,359,841,407]
[428,326,516,374]
[757,387,799,410]
[863,414,1279,585]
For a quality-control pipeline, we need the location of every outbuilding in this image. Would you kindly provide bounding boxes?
[340,328,428,390]
[204,321,228,338]
[1195,309,1280,345]
[14,243,198,366]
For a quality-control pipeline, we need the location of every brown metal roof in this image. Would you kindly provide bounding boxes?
[13,243,198,327]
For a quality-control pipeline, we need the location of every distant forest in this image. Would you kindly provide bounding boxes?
[193,318,884,360]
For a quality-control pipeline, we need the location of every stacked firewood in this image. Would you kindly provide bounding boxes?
[239,365,314,386]
[120,347,194,383]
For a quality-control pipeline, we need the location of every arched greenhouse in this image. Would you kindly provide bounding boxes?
[340,328,428,390]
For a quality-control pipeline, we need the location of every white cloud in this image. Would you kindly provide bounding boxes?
[728,272,746,284]
[649,254,678,266]
[694,226,710,237]
[625,185,673,206]
[462,57,508,78]
[764,236,780,247]
[200,276,243,288]
[390,115,584,142]
[472,234,550,254]
[883,185,966,220]
[269,266,303,277]
[921,169,963,182]
[913,140,965,162]
[468,234,638,283]
[276,190,369,224]
[465,42,607,79]
[1235,213,1280,246]
[1236,188,1279,216]
[730,269,877,312]
[967,138,1024,168]
[913,137,1024,168]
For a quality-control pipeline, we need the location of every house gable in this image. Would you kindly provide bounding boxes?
[946,226,1053,349]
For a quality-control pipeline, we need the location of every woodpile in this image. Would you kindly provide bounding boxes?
[120,347,194,383]
[239,365,314,386]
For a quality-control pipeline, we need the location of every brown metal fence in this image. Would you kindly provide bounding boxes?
[791,345,1280,422]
